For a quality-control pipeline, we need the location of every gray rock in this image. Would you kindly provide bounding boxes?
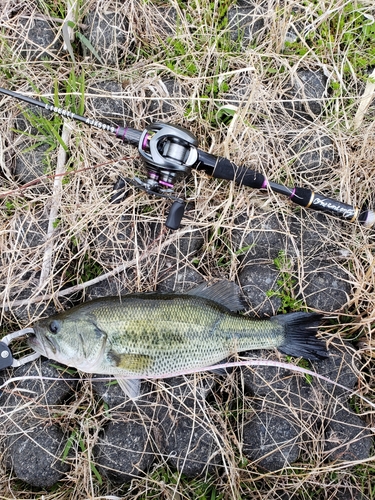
[155,376,221,477]
[94,417,154,483]
[161,412,222,477]
[6,279,60,322]
[242,410,301,470]
[227,4,266,46]
[283,70,328,121]
[86,274,130,300]
[143,78,188,123]
[232,213,292,261]
[13,209,49,248]
[8,418,69,488]
[157,262,204,293]
[14,142,51,185]
[14,103,54,136]
[289,212,343,260]
[323,406,373,463]
[156,228,205,292]
[325,485,368,500]
[241,360,312,411]
[299,258,351,311]
[16,18,61,61]
[241,344,360,415]
[219,73,253,119]
[165,228,205,259]
[161,375,216,406]
[92,215,154,265]
[149,5,178,37]
[86,80,132,126]
[240,344,373,469]
[309,343,360,400]
[83,11,134,65]
[238,262,282,316]
[0,359,77,419]
[288,131,336,184]
[91,375,153,409]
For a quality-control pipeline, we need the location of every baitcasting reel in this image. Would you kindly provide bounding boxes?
[126,122,199,229]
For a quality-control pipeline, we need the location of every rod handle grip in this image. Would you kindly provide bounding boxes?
[290,187,375,227]
[197,151,266,188]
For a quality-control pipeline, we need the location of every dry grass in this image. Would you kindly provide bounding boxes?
[0,0,375,498]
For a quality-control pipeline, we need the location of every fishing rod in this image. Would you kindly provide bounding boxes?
[1,86,374,230]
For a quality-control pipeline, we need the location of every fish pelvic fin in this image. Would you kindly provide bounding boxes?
[116,378,141,399]
[272,312,328,361]
[187,280,244,312]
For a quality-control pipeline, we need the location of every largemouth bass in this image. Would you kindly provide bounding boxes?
[28,281,327,398]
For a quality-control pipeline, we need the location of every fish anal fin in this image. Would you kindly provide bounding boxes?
[187,280,244,312]
[116,378,141,399]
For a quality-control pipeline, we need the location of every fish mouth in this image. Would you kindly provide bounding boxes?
[28,329,56,356]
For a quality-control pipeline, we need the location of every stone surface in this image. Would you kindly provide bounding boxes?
[232,213,291,261]
[309,343,360,399]
[157,262,203,293]
[240,344,373,469]
[242,410,301,470]
[161,375,216,406]
[86,274,130,300]
[92,216,156,265]
[87,80,132,126]
[164,228,205,259]
[14,104,54,136]
[149,4,177,37]
[13,209,49,248]
[283,70,328,121]
[0,358,77,411]
[0,360,77,487]
[241,360,312,410]
[143,78,188,123]
[323,406,373,462]
[155,375,221,478]
[238,262,282,316]
[160,412,222,478]
[91,375,153,409]
[242,344,360,408]
[94,417,154,483]
[83,11,134,65]
[288,212,342,260]
[227,4,266,45]
[288,131,336,184]
[7,418,69,488]
[15,18,60,61]
[300,258,351,311]
[14,143,51,185]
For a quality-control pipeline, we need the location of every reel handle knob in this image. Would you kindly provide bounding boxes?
[165,199,185,230]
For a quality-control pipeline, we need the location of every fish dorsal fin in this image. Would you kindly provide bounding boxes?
[187,280,244,312]
[116,378,141,399]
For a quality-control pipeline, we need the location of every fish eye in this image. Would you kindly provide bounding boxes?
[49,320,60,334]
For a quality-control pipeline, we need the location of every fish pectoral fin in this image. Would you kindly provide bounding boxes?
[116,378,141,399]
[108,351,152,372]
[187,280,244,312]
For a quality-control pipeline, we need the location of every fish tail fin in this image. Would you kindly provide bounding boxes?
[272,312,328,361]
